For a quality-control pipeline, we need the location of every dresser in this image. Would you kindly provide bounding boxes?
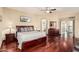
[48,28,60,37]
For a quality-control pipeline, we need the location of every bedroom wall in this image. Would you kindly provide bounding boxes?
[0,7,79,46]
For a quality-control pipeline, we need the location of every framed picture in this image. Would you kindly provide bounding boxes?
[20,16,31,22]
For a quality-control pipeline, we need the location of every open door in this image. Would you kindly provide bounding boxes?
[60,17,75,49]
[41,19,48,33]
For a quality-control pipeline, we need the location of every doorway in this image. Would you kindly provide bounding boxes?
[41,19,48,33]
[60,17,75,51]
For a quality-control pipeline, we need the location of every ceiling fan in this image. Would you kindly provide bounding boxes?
[41,7,56,13]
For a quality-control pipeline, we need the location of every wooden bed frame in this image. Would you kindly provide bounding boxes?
[22,36,46,52]
[16,25,47,51]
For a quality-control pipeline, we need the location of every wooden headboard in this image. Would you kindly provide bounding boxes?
[16,25,34,32]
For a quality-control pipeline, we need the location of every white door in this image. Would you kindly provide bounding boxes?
[60,17,75,40]
[41,19,48,33]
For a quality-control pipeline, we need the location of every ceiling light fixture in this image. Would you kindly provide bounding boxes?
[41,7,56,13]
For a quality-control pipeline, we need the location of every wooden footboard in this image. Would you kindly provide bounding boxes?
[21,36,46,52]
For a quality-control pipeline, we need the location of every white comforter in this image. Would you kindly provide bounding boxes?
[17,31,46,48]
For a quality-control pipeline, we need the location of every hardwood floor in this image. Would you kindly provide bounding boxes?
[22,36,74,52]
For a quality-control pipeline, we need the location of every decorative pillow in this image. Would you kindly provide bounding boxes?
[21,28,25,32]
[24,28,27,32]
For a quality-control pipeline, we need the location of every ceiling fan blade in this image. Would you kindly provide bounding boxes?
[51,8,56,11]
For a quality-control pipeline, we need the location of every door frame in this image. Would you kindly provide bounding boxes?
[59,16,75,47]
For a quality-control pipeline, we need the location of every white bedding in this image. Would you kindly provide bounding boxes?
[17,31,46,48]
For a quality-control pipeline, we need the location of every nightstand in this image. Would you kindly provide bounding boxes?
[5,33,16,43]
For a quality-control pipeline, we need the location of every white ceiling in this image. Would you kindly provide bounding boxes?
[9,7,79,14]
